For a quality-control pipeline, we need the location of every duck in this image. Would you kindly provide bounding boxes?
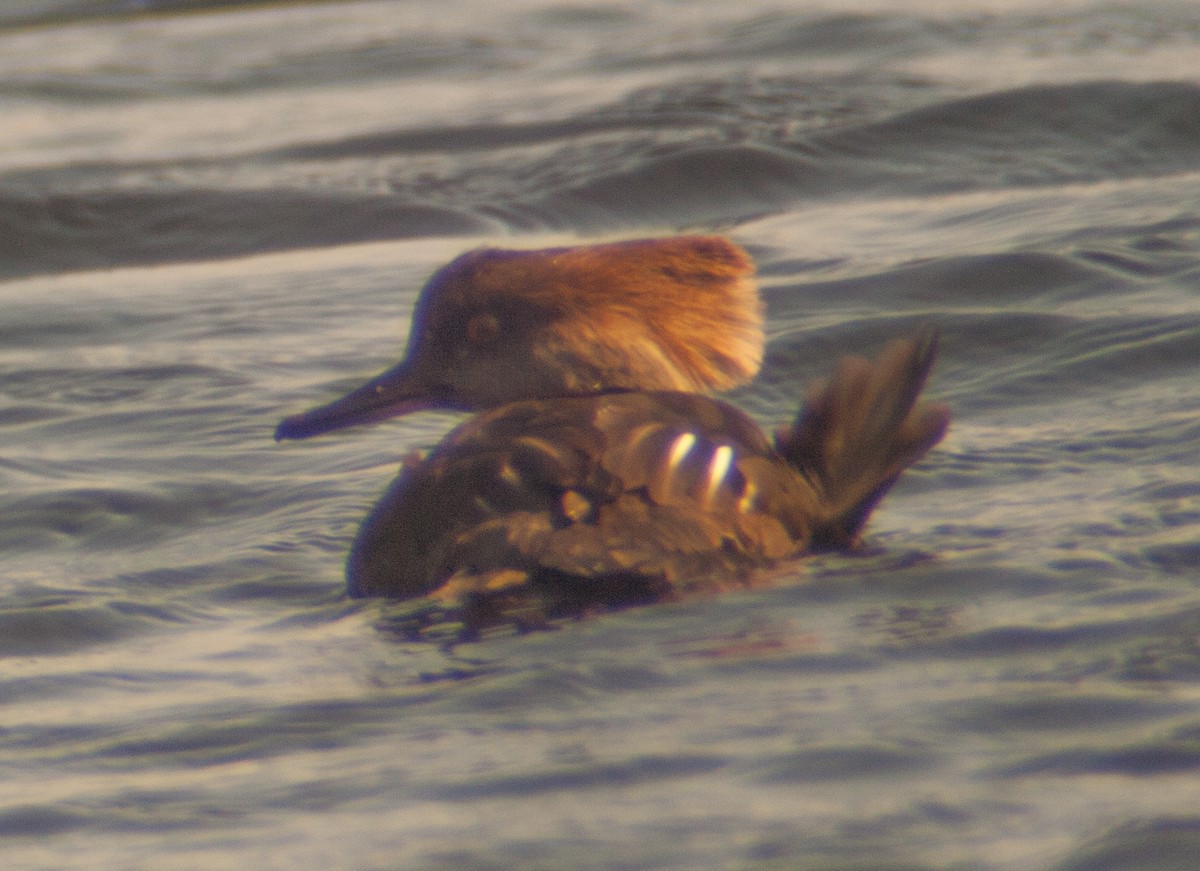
[276,236,949,631]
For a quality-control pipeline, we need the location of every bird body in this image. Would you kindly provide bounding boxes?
[276,237,949,630]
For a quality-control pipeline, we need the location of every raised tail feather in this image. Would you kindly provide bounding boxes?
[776,330,950,549]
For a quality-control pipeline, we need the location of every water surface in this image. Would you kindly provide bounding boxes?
[3,1,1200,869]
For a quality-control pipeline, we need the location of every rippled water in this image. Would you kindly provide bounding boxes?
[3,1,1200,869]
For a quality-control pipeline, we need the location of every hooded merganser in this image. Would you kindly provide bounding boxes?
[276,236,763,439]
[276,237,949,630]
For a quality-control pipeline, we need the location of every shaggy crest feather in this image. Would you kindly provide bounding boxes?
[276,236,762,440]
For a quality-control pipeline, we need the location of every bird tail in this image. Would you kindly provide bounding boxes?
[775,331,950,549]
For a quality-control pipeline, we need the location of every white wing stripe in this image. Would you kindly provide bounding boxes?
[705,445,734,504]
[666,432,697,473]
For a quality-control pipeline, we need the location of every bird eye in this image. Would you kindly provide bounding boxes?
[466,313,501,346]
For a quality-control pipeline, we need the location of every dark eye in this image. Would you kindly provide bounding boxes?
[466,313,501,346]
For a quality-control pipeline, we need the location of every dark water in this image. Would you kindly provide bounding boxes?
[3,1,1200,868]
